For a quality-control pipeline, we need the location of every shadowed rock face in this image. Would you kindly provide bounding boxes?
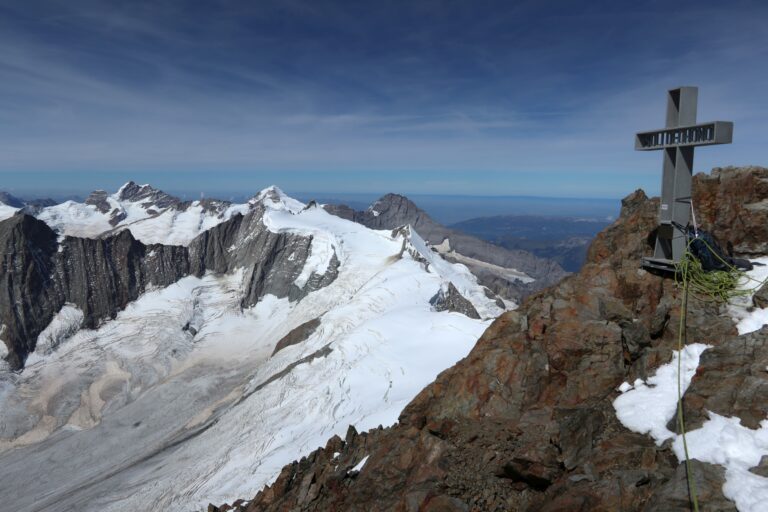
[324,194,567,302]
[216,167,768,512]
[430,283,480,319]
[0,205,338,370]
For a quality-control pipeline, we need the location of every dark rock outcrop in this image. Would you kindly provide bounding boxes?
[430,283,480,319]
[0,205,339,370]
[219,167,768,511]
[324,194,567,302]
[272,318,322,356]
[0,215,189,369]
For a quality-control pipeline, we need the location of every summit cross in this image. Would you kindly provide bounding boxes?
[635,86,733,272]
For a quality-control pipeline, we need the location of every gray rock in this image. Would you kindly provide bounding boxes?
[84,190,114,215]
[430,283,481,319]
[0,205,340,370]
[642,461,737,512]
[272,317,322,356]
[754,281,768,309]
[750,455,768,477]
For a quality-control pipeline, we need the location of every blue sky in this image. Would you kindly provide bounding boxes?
[0,0,766,199]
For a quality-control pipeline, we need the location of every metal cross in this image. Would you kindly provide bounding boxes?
[635,86,733,272]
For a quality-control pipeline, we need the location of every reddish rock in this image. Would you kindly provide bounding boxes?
[218,168,767,512]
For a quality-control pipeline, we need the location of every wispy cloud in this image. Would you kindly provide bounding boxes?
[0,0,766,196]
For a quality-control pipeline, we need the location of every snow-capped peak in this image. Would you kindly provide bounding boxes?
[251,185,305,214]
[35,182,250,246]
[0,183,509,511]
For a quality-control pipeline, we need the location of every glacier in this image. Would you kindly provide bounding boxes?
[0,185,504,511]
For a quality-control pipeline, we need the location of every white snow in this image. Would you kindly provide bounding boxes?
[252,185,305,214]
[118,202,251,246]
[729,257,768,335]
[613,343,711,444]
[351,455,369,472]
[29,304,84,360]
[0,203,19,222]
[35,185,252,246]
[404,228,505,318]
[614,343,768,512]
[0,187,504,512]
[671,413,768,512]
[36,200,114,238]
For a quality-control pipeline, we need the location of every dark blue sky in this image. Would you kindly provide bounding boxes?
[0,0,765,198]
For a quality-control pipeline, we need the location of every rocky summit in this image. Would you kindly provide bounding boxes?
[214,166,768,512]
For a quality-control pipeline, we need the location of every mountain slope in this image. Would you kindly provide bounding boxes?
[0,186,503,511]
[219,166,768,512]
[324,193,568,302]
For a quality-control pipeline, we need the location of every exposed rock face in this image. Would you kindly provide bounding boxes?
[0,205,338,370]
[218,167,767,511]
[272,318,322,356]
[324,194,567,301]
[116,181,180,209]
[0,215,188,369]
[694,166,768,255]
[430,283,481,319]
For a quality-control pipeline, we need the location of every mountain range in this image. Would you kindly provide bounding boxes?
[2,167,767,512]
[0,182,542,511]
[212,166,768,512]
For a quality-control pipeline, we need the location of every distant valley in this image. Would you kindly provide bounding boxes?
[450,215,612,272]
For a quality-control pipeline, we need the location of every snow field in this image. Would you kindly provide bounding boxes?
[0,186,503,512]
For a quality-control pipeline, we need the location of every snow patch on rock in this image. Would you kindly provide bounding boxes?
[671,413,768,512]
[729,256,768,335]
[613,343,711,444]
[351,455,369,473]
[614,343,768,512]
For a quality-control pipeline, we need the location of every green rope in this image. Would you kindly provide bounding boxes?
[675,254,700,512]
[672,237,767,511]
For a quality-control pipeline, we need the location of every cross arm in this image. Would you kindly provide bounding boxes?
[635,121,733,151]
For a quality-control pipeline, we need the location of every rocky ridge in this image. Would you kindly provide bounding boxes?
[0,201,336,370]
[215,166,768,512]
[324,194,567,302]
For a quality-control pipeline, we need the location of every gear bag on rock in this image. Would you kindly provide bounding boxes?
[686,227,753,271]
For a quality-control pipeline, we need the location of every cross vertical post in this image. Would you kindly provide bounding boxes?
[635,87,733,272]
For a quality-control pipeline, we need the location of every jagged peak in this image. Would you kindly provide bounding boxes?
[112,181,181,209]
[369,193,416,210]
